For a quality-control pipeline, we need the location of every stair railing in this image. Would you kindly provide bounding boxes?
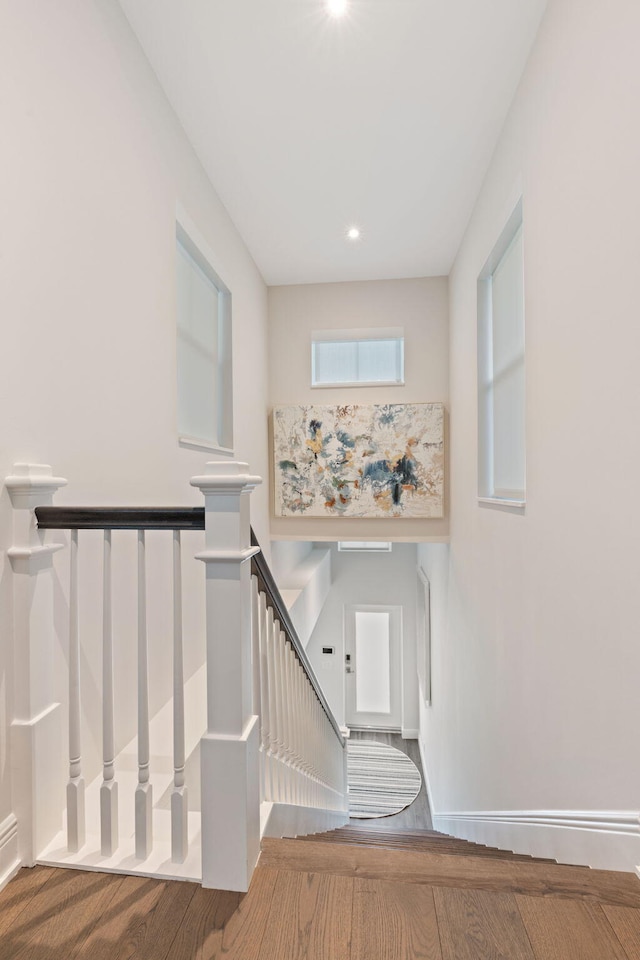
[250,529,346,814]
[7,460,346,893]
[33,505,205,866]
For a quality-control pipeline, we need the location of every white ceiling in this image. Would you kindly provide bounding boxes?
[119,0,547,286]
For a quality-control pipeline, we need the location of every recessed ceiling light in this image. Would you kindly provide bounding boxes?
[327,0,348,18]
[347,226,361,241]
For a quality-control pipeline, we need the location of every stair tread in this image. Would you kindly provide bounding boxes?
[298,825,560,869]
[297,832,558,863]
[260,838,640,907]
[296,836,555,863]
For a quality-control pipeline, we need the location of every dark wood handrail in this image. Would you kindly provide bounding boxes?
[35,506,205,530]
[35,505,345,746]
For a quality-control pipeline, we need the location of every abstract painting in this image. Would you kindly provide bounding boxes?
[273,403,444,518]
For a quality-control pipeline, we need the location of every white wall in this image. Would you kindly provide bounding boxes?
[307,544,418,734]
[268,278,449,542]
[0,0,269,865]
[270,541,314,587]
[423,0,640,870]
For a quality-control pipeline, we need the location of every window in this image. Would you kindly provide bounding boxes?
[311,328,404,387]
[338,542,392,552]
[477,200,525,504]
[355,610,391,714]
[176,220,233,452]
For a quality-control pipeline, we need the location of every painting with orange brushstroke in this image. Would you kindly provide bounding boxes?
[273,403,444,518]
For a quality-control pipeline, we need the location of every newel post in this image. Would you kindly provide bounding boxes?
[190,461,262,892]
[6,464,67,866]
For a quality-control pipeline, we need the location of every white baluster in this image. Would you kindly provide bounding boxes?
[281,637,292,802]
[171,530,188,863]
[251,576,261,718]
[271,620,284,800]
[135,530,153,859]
[258,591,270,802]
[288,646,301,802]
[280,630,293,802]
[292,655,302,804]
[100,529,118,856]
[67,529,85,852]
[265,605,279,800]
[302,675,310,798]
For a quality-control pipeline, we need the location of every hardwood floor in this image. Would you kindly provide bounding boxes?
[2,740,638,960]
[3,851,640,959]
[347,729,433,829]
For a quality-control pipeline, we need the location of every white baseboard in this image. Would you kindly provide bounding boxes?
[0,815,21,893]
[433,809,640,873]
[417,732,640,873]
[401,728,419,739]
[261,802,348,840]
[417,735,436,822]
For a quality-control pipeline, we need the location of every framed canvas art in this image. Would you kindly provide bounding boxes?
[273,402,444,519]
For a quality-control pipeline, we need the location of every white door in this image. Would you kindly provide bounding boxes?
[345,604,402,729]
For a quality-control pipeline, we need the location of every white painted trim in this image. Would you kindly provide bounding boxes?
[0,815,20,893]
[401,728,419,739]
[417,736,437,822]
[477,497,526,509]
[437,809,640,834]
[260,802,348,839]
[311,326,405,343]
[178,436,234,456]
[175,202,231,288]
[194,547,260,564]
[311,380,405,390]
[433,808,640,873]
[7,543,65,562]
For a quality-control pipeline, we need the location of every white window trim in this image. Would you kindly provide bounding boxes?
[175,205,234,455]
[477,496,526,510]
[477,198,526,507]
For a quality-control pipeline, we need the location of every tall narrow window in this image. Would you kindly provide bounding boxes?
[311,328,404,387]
[354,610,391,714]
[176,222,233,452]
[478,201,525,504]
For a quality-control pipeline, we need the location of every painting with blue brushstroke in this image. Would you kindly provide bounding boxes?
[273,403,444,518]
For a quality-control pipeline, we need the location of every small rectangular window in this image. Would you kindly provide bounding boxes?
[338,542,392,552]
[176,222,233,452]
[477,200,525,504]
[311,328,404,387]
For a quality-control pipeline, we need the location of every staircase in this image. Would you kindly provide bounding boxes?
[6,460,347,896]
[294,824,559,863]
[258,823,640,907]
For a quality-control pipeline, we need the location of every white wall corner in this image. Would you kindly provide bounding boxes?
[0,815,20,893]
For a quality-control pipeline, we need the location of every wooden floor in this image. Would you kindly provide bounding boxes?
[2,732,638,958]
[348,729,433,829]
[3,846,640,959]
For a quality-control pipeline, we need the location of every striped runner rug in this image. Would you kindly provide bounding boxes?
[347,739,422,819]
